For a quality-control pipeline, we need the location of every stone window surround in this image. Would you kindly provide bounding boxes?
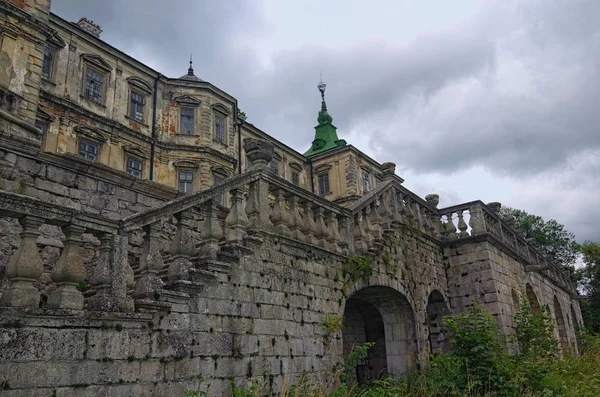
[80,54,112,106]
[41,33,65,83]
[34,106,56,148]
[212,103,231,145]
[74,125,108,162]
[125,77,153,125]
[289,161,303,185]
[314,163,332,196]
[174,95,201,136]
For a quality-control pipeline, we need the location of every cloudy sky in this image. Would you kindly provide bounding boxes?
[51,0,600,243]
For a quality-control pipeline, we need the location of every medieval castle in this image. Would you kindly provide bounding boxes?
[0,1,581,395]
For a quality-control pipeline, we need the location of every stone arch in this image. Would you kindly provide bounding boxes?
[342,286,417,383]
[554,296,569,351]
[511,289,520,315]
[571,304,580,330]
[426,290,450,354]
[525,283,542,315]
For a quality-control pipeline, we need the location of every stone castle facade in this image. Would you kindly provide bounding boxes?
[0,1,582,396]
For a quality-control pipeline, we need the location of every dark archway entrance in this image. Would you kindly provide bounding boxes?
[426,290,451,354]
[342,286,417,383]
[526,284,542,315]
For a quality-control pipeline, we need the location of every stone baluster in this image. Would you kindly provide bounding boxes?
[0,215,44,308]
[286,193,304,241]
[246,178,272,232]
[48,224,87,310]
[370,201,383,240]
[468,203,486,235]
[420,206,432,235]
[88,233,135,312]
[404,196,416,224]
[396,191,407,224]
[338,215,353,254]
[301,201,318,246]
[134,222,165,300]
[457,209,469,237]
[415,202,427,232]
[201,200,223,260]
[378,192,393,231]
[314,207,329,249]
[270,188,290,237]
[168,209,195,281]
[353,213,368,253]
[444,212,457,240]
[326,211,341,253]
[225,188,249,244]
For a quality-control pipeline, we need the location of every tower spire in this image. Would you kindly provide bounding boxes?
[187,54,194,76]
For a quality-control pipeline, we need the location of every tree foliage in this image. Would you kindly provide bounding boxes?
[578,241,600,333]
[499,206,580,272]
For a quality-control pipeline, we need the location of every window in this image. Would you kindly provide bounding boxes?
[291,171,299,186]
[83,67,105,103]
[126,157,143,178]
[362,171,371,193]
[34,120,48,142]
[178,171,194,193]
[270,161,279,175]
[245,155,252,171]
[180,107,194,135]
[213,173,225,204]
[41,47,54,80]
[214,114,225,143]
[129,91,146,123]
[79,139,98,161]
[318,173,330,195]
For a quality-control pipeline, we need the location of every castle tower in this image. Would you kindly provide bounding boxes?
[304,80,346,157]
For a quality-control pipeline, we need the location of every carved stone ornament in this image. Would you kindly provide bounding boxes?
[243,138,274,167]
[487,202,502,214]
[425,194,440,208]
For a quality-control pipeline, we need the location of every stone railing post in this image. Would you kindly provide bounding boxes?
[48,224,87,310]
[326,211,341,253]
[468,203,487,236]
[225,188,249,244]
[444,212,457,240]
[353,213,368,253]
[378,192,393,231]
[200,200,223,260]
[1,215,44,308]
[134,222,165,299]
[87,233,113,311]
[246,178,272,232]
[370,200,383,240]
[301,200,318,246]
[457,209,469,237]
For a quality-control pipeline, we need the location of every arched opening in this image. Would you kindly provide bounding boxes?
[571,304,580,330]
[426,290,450,354]
[342,286,417,384]
[526,284,542,315]
[511,289,520,314]
[554,296,569,351]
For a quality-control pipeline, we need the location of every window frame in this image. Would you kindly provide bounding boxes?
[291,171,300,186]
[126,156,144,178]
[270,160,279,175]
[178,169,194,194]
[128,89,147,124]
[213,112,226,144]
[78,138,99,162]
[318,172,330,196]
[362,171,371,193]
[82,64,107,104]
[41,46,56,81]
[213,172,226,204]
[179,107,195,135]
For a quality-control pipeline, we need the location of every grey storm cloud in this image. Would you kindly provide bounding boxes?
[50,0,600,242]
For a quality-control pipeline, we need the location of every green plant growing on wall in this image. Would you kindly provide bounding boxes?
[16,178,27,194]
[333,342,375,385]
[184,376,211,397]
[320,314,344,341]
[343,255,373,284]
[382,251,397,274]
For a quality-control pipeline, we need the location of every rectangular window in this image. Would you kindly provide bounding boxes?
[79,139,98,161]
[362,172,371,193]
[214,114,225,143]
[213,173,225,204]
[180,107,194,135]
[291,171,299,186]
[34,120,48,142]
[318,173,330,195]
[245,155,252,171]
[129,91,146,123]
[41,47,54,80]
[83,67,104,103]
[126,157,143,178]
[270,161,279,175]
[178,171,194,193]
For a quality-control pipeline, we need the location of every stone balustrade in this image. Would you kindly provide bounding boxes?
[0,141,577,315]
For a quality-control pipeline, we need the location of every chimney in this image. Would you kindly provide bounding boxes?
[76,17,102,38]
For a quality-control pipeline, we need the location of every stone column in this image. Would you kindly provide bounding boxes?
[168,209,195,281]
[286,193,304,241]
[48,224,87,310]
[1,215,44,308]
[87,233,113,311]
[200,200,223,260]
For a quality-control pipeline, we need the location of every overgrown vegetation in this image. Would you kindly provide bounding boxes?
[185,300,600,396]
[342,255,373,284]
[320,314,344,341]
